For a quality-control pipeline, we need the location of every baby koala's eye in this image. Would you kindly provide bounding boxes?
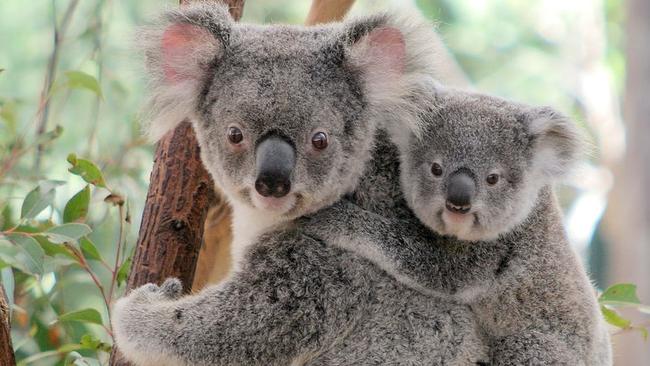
[311,131,328,150]
[431,163,443,177]
[227,126,244,144]
[486,173,499,185]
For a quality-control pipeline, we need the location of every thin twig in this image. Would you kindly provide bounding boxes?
[34,0,80,170]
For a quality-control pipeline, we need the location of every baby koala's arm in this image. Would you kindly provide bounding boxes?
[301,199,441,294]
[112,230,370,366]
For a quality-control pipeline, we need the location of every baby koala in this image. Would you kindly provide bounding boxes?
[309,87,612,365]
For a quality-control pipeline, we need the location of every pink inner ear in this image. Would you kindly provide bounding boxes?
[161,23,213,82]
[366,27,406,75]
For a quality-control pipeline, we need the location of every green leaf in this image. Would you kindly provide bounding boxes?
[1,204,13,230]
[64,71,103,98]
[57,308,103,325]
[67,154,107,188]
[599,283,641,306]
[116,257,132,286]
[63,185,90,223]
[20,181,64,219]
[600,305,630,329]
[64,350,101,366]
[5,234,45,275]
[37,236,78,261]
[79,333,112,353]
[44,223,92,244]
[79,237,103,262]
[1,267,14,309]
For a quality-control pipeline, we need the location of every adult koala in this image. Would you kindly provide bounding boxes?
[112,3,488,366]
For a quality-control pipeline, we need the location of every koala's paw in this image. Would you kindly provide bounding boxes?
[160,277,183,299]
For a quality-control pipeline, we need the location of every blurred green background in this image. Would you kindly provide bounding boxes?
[1,0,647,364]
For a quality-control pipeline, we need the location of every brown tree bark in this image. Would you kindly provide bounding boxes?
[305,0,355,26]
[109,1,244,365]
[0,285,16,366]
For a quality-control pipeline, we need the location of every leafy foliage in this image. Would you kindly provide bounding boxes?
[599,284,650,340]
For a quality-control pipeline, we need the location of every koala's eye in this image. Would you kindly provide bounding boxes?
[431,163,443,177]
[227,126,243,144]
[486,174,499,185]
[311,131,328,150]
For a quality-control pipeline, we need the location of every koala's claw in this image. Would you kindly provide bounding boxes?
[161,277,183,299]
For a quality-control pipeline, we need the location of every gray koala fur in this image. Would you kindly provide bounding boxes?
[113,3,490,365]
[305,87,612,365]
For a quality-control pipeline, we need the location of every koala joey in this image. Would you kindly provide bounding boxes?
[307,87,612,365]
[113,3,489,365]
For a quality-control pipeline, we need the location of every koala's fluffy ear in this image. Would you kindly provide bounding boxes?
[339,11,440,134]
[526,107,584,179]
[139,3,233,141]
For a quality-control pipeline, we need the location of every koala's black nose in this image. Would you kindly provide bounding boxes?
[255,176,291,198]
[445,170,475,214]
[255,135,295,198]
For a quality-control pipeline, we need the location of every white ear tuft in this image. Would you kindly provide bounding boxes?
[340,10,445,144]
[346,26,406,93]
[527,107,585,179]
[138,3,232,141]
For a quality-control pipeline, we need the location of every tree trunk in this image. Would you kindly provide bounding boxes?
[602,0,650,364]
[305,0,355,26]
[109,1,244,365]
[0,285,16,366]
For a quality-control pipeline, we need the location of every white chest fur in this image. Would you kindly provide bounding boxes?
[229,199,286,274]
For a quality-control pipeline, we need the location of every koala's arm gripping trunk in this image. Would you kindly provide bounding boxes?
[111,234,370,366]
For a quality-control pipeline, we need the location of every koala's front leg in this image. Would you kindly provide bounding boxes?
[489,331,580,366]
[112,233,368,366]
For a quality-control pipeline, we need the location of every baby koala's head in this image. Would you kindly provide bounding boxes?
[395,88,583,241]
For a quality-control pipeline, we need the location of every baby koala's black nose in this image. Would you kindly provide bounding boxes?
[445,170,475,214]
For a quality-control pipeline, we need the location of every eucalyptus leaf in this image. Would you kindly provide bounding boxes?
[64,70,103,98]
[67,154,107,188]
[116,257,132,286]
[599,283,641,306]
[80,333,112,353]
[79,237,103,262]
[57,308,103,325]
[1,266,14,310]
[600,305,630,329]
[6,234,45,275]
[63,185,90,223]
[20,181,64,219]
[44,223,92,244]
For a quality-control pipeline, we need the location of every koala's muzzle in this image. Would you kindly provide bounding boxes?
[445,170,475,214]
[254,136,295,198]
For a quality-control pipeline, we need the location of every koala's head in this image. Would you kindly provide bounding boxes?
[141,3,437,219]
[396,89,583,241]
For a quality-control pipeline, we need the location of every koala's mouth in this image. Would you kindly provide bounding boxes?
[439,208,482,241]
[251,192,296,213]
